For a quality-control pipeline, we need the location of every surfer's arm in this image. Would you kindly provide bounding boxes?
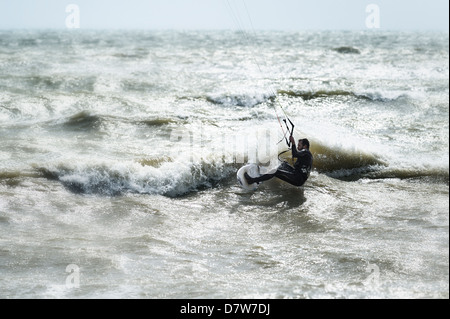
[291,146,300,158]
[289,136,296,146]
[290,136,301,158]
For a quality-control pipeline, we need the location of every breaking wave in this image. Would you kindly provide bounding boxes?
[36,158,237,197]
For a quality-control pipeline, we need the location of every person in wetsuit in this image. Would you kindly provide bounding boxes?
[245,136,313,187]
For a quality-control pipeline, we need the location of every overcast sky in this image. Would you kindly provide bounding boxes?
[0,0,448,31]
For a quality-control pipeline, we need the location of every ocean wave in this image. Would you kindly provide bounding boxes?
[137,118,179,127]
[0,170,43,187]
[279,140,448,183]
[205,93,275,108]
[0,170,42,180]
[137,156,173,168]
[54,111,181,133]
[332,46,361,54]
[278,141,386,179]
[325,166,449,184]
[0,75,96,94]
[62,111,103,132]
[278,89,361,101]
[120,79,163,93]
[6,74,165,96]
[278,89,409,102]
[111,52,148,60]
[23,75,97,93]
[363,166,449,184]
[311,143,386,173]
[18,38,39,47]
[36,158,236,197]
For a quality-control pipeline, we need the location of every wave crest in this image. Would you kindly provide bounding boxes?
[205,92,274,107]
[37,158,235,197]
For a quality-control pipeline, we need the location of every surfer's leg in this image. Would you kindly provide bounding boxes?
[274,164,305,186]
[244,172,275,184]
[244,162,301,185]
[275,171,304,186]
[277,173,303,186]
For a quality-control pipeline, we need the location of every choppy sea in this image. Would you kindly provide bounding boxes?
[0,30,448,299]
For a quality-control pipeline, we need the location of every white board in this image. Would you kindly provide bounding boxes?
[237,164,261,190]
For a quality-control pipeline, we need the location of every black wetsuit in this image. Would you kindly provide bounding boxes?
[248,147,313,187]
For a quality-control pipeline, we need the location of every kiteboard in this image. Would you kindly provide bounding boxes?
[237,164,277,190]
[237,164,260,190]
